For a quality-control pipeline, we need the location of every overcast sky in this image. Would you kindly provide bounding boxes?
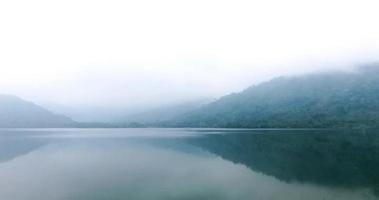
[1,0,379,109]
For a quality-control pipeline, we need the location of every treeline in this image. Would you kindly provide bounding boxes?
[165,64,379,128]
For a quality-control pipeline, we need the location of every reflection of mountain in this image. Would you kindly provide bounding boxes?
[186,130,379,190]
[0,134,45,163]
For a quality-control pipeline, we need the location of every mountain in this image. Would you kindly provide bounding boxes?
[119,99,212,125]
[0,95,76,128]
[168,64,379,128]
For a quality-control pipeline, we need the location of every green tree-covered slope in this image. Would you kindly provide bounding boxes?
[168,65,379,128]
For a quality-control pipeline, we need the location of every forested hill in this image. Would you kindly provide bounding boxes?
[167,65,379,128]
[0,95,76,128]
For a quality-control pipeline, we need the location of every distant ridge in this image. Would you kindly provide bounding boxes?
[167,64,379,128]
[119,99,212,125]
[0,95,76,128]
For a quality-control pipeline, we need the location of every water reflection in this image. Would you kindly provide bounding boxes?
[187,129,379,194]
[0,129,377,200]
[0,130,46,163]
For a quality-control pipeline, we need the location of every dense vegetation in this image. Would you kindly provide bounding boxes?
[167,65,379,128]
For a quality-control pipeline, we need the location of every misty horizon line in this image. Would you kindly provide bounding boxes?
[1,61,378,124]
[3,61,379,107]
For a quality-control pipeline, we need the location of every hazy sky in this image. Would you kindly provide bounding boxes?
[1,0,379,109]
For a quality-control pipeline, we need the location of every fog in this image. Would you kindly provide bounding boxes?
[1,0,379,119]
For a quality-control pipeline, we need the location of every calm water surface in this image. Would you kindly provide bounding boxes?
[0,128,378,200]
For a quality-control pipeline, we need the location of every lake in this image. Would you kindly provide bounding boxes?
[0,128,378,200]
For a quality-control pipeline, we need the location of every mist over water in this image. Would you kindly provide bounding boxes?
[0,129,378,200]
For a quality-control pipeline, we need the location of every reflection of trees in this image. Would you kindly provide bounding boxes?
[187,130,379,190]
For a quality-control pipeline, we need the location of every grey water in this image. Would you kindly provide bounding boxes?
[0,128,378,200]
